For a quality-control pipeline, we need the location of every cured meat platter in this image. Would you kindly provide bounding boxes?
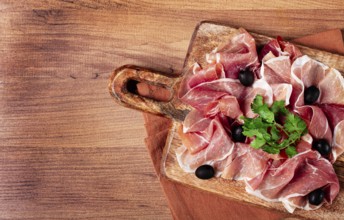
[109,22,344,219]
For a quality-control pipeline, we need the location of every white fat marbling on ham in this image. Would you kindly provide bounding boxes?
[221,143,271,182]
[179,77,245,112]
[296,134,313,153]
[271,84,293,105]
[179,29,277,119]
[180,73,274,119]
[320,104,344,160]
[258,56,293,106]
[262,55,292,83]
[332,121,344,161]
[290,56,328,93]
[318,68,344,105]
[204,95,243,119]
[252,77,273,105]
[188,63,225,88]
[183,109,212,133]
[295,105,332,142]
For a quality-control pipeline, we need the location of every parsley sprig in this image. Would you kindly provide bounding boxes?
[241,95,308,158]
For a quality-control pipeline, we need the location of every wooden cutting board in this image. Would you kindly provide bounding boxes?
[109,22,344,219]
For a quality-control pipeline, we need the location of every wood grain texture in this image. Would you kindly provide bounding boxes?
[1,0,344,219]
[109,65,190,121]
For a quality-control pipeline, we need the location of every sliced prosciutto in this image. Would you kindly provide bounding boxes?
[179,63,244,117]
[206,28,260,79]
[258,36,302,62]
[176,109,235,173]
[260,55,292,84]
[203,95,243,119]
[246,150,339,213]
[295,105,332,143]
[257,37,302,109]
[259,55,293,106]
[176,29,343,213]
[221,143,271,185]
[179,63,274,119]
[291,55,344,161]
[179,29,293,118]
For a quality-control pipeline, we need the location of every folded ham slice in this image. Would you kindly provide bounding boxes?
[260,55,292,83]
[179,63,275,120]
[246,150,339,213]
[259,55,293,106]
[258,36,302,62]
[291,55,344,161]
[296,105,332,142]
[221,143,271,183]
[179,63,244,117]
[203,95,243,119]
[320,104,344,160]
[176,110,235,174]
[206,28,260,79]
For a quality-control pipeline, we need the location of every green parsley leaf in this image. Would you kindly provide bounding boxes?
[251,95,274,123]
[260,128,272,141]
[241,95,308,157]
[257,105,275,123]
[284,113,307,134]
[242,117,260,129]
[262,145,280,154]
[270,100,288,115]
[251,95,264,110]
[288,132,301,142]
[285,146,298,158]
[251,137,266,149]
[242,129,262,138]
[270,125,281,141]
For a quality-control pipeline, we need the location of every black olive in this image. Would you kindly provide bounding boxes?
[232,125,246,143]
[308,188,325,205]
[195,165,215,180]
[238,70,254,87]
[304,86,320,105]
[312,139,332,156]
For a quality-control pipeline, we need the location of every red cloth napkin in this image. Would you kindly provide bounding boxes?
[138,29,344,220]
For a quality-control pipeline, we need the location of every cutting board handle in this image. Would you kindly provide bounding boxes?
[109,65,190,121]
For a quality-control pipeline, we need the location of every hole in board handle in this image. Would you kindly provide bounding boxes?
[126,79,172,102]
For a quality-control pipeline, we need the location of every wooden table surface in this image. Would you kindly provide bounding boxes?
[1,1,344,219]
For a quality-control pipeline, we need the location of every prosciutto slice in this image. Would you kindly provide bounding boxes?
[296,106,332,142]
[176,110,235,173]
[203,95,243,119]
[221,143,271,184]
[246,150,339,213]
[260,55,292,84]
[179,29,286,119]
[318,104,344,160]
[206,28,260,79]
[318,68,344,105]
[258,36,302,62]
[291,55,344,161]
[259,55,293,106]
[179,63,244,115]
[179,64,275,119]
